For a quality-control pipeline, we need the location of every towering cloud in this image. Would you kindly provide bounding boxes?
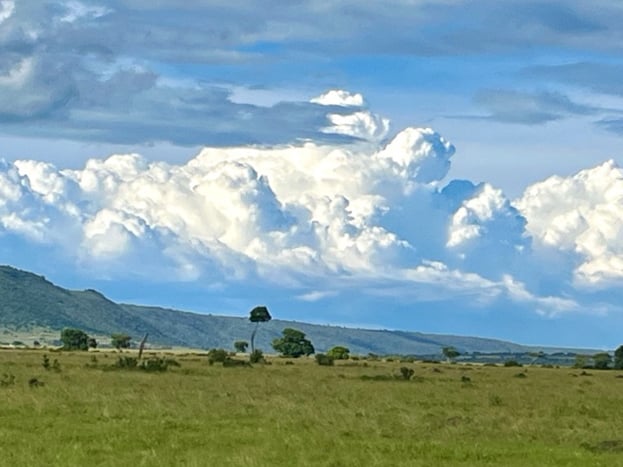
[0,90,620,319]
[516,160,623,287]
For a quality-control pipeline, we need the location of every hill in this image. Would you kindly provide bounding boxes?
[0,265,585,355]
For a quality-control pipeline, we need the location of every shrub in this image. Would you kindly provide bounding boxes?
[112,356,179,372]
[504,360,522,367]
[398,367,414,380]
[141,357,178,372]
[249,349,265,364]
[315,353,334,366]
[115,356,138,369]
[42,354,61,372]
[0,373,15,387]
[327,346,350,360]
[207,348,229,365]
[222,358,251,368]
[28,377,44,388]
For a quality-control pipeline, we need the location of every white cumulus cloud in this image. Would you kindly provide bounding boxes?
[516,160,623,287]
[0,89,619,318]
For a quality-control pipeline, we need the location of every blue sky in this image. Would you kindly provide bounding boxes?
[1,0,623,348]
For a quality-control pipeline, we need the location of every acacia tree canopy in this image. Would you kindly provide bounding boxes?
[249,305,272,353]
[60,328,90,351]
[272,328,315,358]
[111,333,132,350]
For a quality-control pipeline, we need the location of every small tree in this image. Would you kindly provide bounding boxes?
[272,328,315,358]
[88,337,98,349]
[574,354,590,369]
[111,333,132,351]
[234,340,249,353]
[593,352,612,370]
[60,328,90,351]
[614,345,623,370]
[249,306,271,353]
[327,345,350,360]
[442,346,460,363]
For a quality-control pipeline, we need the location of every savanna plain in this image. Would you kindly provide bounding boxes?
[1,350,623,466]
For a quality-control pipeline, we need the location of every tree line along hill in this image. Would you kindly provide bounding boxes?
[0,265,602,360]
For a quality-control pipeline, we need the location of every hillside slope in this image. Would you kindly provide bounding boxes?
[0,265,558,355]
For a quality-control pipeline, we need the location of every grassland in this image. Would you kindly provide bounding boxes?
[1,350,622,466]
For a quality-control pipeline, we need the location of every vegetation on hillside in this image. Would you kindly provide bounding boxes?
[0,265,610,357]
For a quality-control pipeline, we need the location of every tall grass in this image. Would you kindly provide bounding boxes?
[1,350,622,466]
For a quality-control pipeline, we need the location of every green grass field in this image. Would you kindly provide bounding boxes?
[1,350,622,466]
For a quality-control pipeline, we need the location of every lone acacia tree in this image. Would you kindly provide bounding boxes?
[442,346,460,363]
[249,305,271,353]
[111,333,132,351]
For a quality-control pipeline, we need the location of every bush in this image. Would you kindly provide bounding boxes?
[315,353,334,366]
[249,349,265,364]
[115,356,138,369]
[398,367,414,380]
[327,346,350,360]
[222,358,251,368]
[207,348,229,365]
[28,377,44,388]
[141,357,178,372]
[112,356,179,372]
[42,354,61,372]
[0,373,15,387]
[504,360,522,367]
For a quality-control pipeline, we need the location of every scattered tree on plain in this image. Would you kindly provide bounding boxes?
[60,328,90,351]
[442,346,460,362]
[272,328,315,358]
[111,333,132,351]
[574,354,589,369]
[249,305,271,353]
[593,352,612,370]
[234,340,249,353]
[327,345,350,360]
[614,345,623,370]
[88,337,98,349]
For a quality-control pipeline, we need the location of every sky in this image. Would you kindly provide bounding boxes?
[1,0,623,349]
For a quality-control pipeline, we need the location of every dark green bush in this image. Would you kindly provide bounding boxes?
[249,349,265,364]
[0,373,15,387]
[207,348,229,365]
[504,360,522,367]
[315,353,334,366]
[398,367,414,380]
[115,356,138,369]
[222,358,251,368]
